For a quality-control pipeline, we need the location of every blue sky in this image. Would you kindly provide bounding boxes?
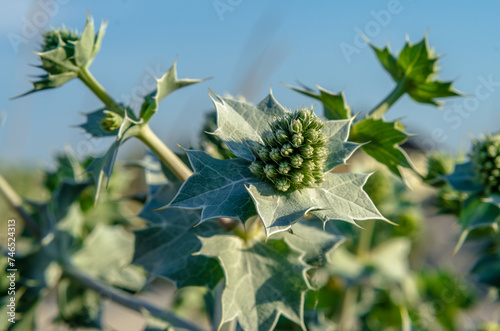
[1,0,499,166]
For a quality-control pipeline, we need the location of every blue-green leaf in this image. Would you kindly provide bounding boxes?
[133,181,224,289]
[198,233,311,331]
[167,150,259,224]
[247,173,386,237]
[211,92,287,160]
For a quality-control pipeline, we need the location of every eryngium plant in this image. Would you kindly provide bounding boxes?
[249,107,328,192]
[470,133,500,194]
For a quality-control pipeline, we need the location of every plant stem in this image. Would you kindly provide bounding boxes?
[63,262,205,331]
[367,79,407,119]
[0,174,41,239]
[78,67,124,116]
[338,220,376,330]
[338,287,358,331]
[357,219,375,257]
[136,124,193,182]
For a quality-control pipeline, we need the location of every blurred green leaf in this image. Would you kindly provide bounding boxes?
[71,224,146,292]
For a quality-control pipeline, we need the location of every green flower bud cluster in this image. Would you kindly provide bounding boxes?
[100,110,123,131]
[42,27,79,52]
[470,133,500,194]
[249,107,328,192]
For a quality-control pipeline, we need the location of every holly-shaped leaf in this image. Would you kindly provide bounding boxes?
[371,35,460,106]
[133,180,224,289]
[198,233,311,331]
[350,117,415,179]
[247,173,385,237]
[140,60,207,122]
[285,83,351,120]
[211,92,287,160]
[167,150,259,223]
[277,216,346,267]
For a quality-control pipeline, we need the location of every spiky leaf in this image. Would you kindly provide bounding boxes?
[350,117,414,178]
[133,181,224,289]
[247,173,385,237]
[167,150,259,224]
[140,60,207,122]
[198,234,311,331]
[370,35,460,106]
[285,83,351,120]
[212,92,287,160]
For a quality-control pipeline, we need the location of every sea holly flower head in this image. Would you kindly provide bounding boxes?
[42,27,79,53]
[470,133,500,194]
[249,107,328,192]
[165,91,386,237]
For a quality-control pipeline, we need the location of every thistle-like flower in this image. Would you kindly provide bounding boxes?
[470,133,500,194]
[249,107,327,192]
[165,92,385,238]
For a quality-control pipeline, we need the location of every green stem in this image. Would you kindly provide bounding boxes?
[357,219,375,257]
[338,220,376,330]
[0,174,41,239]
[78,67,124,116]
[136,124,193,182]
[63,262,205,331]
[338,287,358,331]
[367,79,407,119]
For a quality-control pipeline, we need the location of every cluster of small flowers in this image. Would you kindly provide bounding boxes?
[470,133,500,194]
[100,110,123,131]
[42,28,79,52]
[249,107,328,192]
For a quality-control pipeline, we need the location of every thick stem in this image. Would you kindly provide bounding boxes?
[136,124,193,182]
[367,79,407,119]
[0,174,41,239]
[63,263,205,331]
[78,67,124,117]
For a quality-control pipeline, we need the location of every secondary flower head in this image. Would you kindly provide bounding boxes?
[470,133,500,194]
[100,110,123,131]
[249,107,328,192]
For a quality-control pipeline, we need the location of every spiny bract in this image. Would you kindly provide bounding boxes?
[470,133,500,194]
[249,106,328,192]
[42,27,79,52]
